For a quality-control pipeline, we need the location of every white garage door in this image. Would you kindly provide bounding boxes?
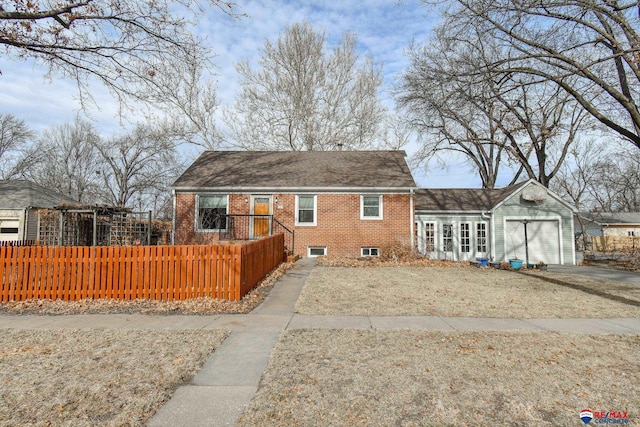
[0,219,20,242]
[505,220,561,264]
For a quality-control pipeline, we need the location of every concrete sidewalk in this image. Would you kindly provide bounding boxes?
[2,258,640,426]
[147,257,315,427]
[3,312,640,334]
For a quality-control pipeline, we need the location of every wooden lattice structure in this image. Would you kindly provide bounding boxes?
[36,205,167,247]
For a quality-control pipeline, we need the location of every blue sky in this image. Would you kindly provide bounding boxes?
[0,0,495,188]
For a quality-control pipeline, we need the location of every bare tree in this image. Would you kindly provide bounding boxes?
[398,32,588,187]
[589,146,640,212]
[93,124,185,211]
[22,117,103,202]
[398,39,515,188]
[423,0,640,149]
[0,113,34,179]
[228,21,386,151]
[0,1,240,113]
[492,80,588,187]
[140,54,225,150]
[550,140,605,210]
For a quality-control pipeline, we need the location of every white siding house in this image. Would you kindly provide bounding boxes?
[415,179,577,265]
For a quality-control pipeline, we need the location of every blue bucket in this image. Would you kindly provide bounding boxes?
[509,259,523,270]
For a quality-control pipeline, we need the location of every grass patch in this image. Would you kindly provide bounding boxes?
[0,329,228,426]
[239,329,639,426]
[295,267,640,317]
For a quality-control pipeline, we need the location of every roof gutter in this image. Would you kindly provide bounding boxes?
[172,186,417,193]
[410,188,415,249]
[415,210,486,214]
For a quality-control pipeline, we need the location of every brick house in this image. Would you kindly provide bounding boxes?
[172,151,417,258]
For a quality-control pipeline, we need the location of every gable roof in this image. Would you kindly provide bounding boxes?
[0,180,76,209]
[579,212,640,225]
[172,151,417,190]
[415,181,528,212]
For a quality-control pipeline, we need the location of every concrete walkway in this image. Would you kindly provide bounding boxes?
[548,264,640,285]
[2,258,640,426]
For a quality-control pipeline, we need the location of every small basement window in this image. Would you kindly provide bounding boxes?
[361,247,379,257]
[307,247,327,257]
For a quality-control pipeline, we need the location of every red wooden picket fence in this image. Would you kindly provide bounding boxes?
[0,234,284,302]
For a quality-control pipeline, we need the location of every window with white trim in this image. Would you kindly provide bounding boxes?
[628,231,636,237]
[443,223,453,252]
[308,246,327,257]
[476,223,487,253]
[296,195,317,226]
[361,195,382,219]
[361,247,379,257]
[460,223,471,253]
[424,222,435,252]
[197,195,228,230]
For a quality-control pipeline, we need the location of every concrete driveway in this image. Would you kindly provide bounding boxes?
[548,265,640,285]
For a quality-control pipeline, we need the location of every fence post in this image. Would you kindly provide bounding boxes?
[59,211,64,246]
[93,210,97,246]
[147,210,152,245]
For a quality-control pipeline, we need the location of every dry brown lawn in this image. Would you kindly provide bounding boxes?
[0,329,227,427]
[239,329,639,426]
[295,267,640,317]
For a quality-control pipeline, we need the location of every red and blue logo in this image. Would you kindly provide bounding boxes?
[580,409,629,424]
[581,409,594,424]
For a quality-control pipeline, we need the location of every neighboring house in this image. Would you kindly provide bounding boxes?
[577,212,640,237]
[0,180,75,242]
[575,212,640,252]
[415,179,577,265]
[172,151,417,258]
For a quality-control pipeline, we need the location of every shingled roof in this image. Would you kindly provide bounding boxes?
[415,181,528,211]
[172,151,416,190]
[579,212,640,225]
[0,180,76,209]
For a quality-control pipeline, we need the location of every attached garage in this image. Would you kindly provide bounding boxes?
[415,179,576,265]
[504,219,561,264]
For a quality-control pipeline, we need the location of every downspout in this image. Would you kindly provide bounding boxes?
[410,189,415,249]
[23,207,28,241]
[171,189,177,245]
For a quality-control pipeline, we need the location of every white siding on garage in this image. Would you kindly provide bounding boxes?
[505,219,561,264]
